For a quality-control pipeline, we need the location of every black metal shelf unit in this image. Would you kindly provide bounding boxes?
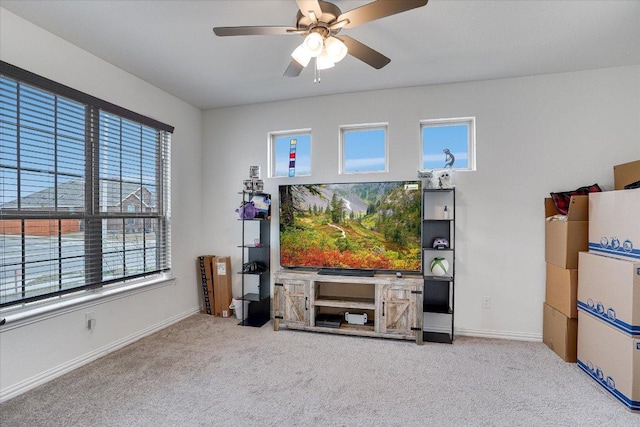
[238,191,271,327]
[422,188,455,343]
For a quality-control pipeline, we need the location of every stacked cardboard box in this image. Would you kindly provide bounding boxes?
[543,195,588,362]
[212,256,233,318]
[587,188,640,262]
[613,159,640,190]
[196,255,233,318]
[577,187,640,412]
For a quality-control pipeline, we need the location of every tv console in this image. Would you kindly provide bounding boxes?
[273,270,424,344]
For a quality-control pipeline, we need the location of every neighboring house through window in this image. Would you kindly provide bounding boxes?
[0,61,173,307]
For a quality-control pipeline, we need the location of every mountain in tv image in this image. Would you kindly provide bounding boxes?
[279,182,422,271]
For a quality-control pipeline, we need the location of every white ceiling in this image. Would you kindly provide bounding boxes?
[2,0,639,110]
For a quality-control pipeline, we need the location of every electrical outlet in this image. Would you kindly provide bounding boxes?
[85,312,95,330]
[482,296,491,309]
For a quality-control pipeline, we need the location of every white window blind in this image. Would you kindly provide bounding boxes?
[0,62,172,307]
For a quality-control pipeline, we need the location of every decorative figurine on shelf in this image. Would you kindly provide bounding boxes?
[418,169,437,189]
[236,201,257,219]
[438,170,453,189]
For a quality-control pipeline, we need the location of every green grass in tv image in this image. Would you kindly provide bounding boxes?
[279,182,421,271]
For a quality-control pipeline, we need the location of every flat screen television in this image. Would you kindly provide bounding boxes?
[279,181,422,275]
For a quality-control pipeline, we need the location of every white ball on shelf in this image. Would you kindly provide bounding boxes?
[430,257,449,276]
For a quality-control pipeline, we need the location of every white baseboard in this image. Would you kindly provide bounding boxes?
[456,327,542,342]
[0,306,200,403]
[423,325,542,342]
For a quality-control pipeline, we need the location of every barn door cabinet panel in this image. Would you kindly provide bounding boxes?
[377,283,420,339]
[273,279,311,329]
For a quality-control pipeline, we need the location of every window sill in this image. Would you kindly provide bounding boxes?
[0,274,175,331]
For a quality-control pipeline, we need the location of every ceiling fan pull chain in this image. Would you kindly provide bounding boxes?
[314,57,321,84]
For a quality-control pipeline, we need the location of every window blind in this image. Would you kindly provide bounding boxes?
[0,62,172,307]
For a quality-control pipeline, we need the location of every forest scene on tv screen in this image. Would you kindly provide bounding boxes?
[279,182,422,272]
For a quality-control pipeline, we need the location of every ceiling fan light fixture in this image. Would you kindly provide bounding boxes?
[291,43,312,67]
[316,48,335,70]
[324,36,348,63]
[214,0,430,80]
[303,32,324,57]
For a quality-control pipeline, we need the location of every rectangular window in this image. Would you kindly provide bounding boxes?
[0,62,173,307]
[421,117,475,171]
[340,123,388,174]
[269,130,311,177]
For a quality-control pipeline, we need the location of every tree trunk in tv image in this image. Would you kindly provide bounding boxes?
[279,182,421,271]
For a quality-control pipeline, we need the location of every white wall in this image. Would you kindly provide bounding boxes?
[1,3,639,403]
[0,9,203,400]
[202,65,640,340]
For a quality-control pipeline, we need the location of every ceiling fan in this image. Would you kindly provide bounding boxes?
[213,0,429,79]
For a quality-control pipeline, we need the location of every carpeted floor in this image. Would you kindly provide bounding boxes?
[1,314,637,426]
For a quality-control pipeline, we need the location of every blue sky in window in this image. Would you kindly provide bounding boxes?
[422,124,469,170]
[274,133,311,176]
[343,128,386,173]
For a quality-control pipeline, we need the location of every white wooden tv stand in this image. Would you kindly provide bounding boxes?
[273,270,423,344]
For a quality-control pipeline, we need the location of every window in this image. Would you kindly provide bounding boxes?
[269,130,311,177]
[0,62,173,307]
[421,117,475,171]
[340,124,387,174]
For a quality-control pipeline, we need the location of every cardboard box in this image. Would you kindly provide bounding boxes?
[212,256,233,318]
[588,189,640,262]
[578,251,640,337]
[196,255,216,315]
[545,262,578,318]
[543,303,578,362]
[614,160,640,190]
[545,195,589,269]
[577,312,640,412]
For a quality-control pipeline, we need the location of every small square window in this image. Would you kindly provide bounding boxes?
[340,124,387,174]
[421,118,475,171]
[269,131,311,177]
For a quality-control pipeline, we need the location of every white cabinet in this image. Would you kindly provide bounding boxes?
[273,271,423,344]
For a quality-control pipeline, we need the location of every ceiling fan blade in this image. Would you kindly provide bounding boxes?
[296,0,323,21]
[329,19,350,30]
[213,26,298,36]
[338,0,429,29]
[337,35,390,69]
[284,59,305,77]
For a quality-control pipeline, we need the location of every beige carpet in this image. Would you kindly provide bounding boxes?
[1,314,637,426]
